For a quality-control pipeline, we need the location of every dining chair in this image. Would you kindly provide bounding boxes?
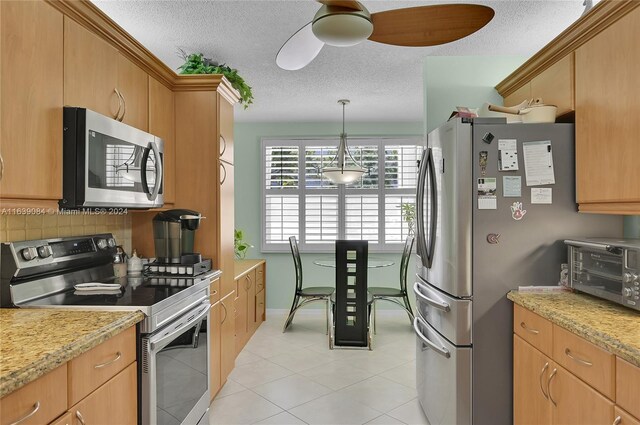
[369,235,414,333]
[283,236,335,333]
[329,240,373,350]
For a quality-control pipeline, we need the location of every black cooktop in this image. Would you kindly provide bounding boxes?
[20,274,206,309]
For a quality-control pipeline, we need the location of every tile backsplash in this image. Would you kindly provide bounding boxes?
[0,213,132,254]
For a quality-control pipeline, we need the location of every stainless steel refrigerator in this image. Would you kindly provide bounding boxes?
[412,117,623,425]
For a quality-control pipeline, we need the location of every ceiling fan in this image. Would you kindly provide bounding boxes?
[276,1,495,71]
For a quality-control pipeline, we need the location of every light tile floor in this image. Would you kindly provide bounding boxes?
[209,310,429,425]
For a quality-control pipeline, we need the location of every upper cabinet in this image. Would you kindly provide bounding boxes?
[0,1,63,202]
[219,95,234,165]
[149,78,175,204]
[531,53,574,116]
[575,8,640,213]
[497,2,640,215]
[64,18,148,131]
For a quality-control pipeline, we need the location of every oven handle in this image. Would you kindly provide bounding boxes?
[413,316,450,358]
[155,294,209,330]
[149,301,210,352]
[564,240,622,255]
[413,281,450,311]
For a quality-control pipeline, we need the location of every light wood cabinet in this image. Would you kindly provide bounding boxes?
[0,365,67,425]
[504,82,531,108]
[149,77,175,205]
[219,96,234,165]
[550,364,614,425]
[513,303,640,425]
[116,54,148,131]
[68,362,137,425]
[530,54,574,116]
[210,299,222,399]
[220,160,235,297]
[514,335,552,425]
[575,7,640,212]
[220,291,236,383]
[616,357,640,420]
[64,18,149,131]
[235,275,248,354]
[514,304,553,358]
[64,18,119,119]
[0,1,63,203]
[67,326,136,406]
[50,412,73,425]
[616,407,640,425]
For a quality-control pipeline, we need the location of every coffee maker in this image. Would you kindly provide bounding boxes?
[152,209,202,264]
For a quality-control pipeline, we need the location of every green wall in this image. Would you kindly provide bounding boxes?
[624,216,640,238]
[234,121,423,309]
[423,56,528,133]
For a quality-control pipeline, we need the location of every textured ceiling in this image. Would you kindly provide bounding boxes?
[92,0,585,123]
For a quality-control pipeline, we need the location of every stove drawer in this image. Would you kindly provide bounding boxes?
[68,326,136,406]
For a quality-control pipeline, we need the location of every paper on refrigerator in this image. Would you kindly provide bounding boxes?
[522,141,555,186]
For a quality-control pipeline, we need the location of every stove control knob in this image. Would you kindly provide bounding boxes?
[623,287,633,297]
[96,239,108,250]
[21,247,38,261]
[624,273,638,283]
[37,245,52,258]
[107,238,116,248]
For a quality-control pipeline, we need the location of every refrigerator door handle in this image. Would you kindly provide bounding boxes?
[413,281,450,311]
[413,316,451,358]
[424,148,438,268]
[416,148,429,268]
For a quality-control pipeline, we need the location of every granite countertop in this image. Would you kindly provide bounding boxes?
[508,291,640,367]
[0,309,144,397]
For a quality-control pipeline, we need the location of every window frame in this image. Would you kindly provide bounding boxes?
[261,136,422,253]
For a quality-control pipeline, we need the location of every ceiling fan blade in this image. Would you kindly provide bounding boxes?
[369,4,494,47]
[276,22,325,71]
[316,0,363,11]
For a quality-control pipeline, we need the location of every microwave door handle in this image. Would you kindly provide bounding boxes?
[425,148,438,268]
[415,149,429,268]
[564,240,621,255]
[148,141,163,201]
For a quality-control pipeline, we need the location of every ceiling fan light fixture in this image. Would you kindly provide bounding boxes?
[312,5,373,47]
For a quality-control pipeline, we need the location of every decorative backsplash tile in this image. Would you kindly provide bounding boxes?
[0,213,132,254]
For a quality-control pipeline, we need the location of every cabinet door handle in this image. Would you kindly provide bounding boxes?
[539,362,549,399]
[520,322,540,334]
[76,410,87,425]
[564,348,592,366]
[8,401,40,425]
[220,162,227,185]
[220,135,227,157]
[613,416,622,425]
[221,302,228,324]
[116,89,126,122]
[114,88,124,121]
[94,351,122,368]
[0,152,4,181]
[547,368,558,406]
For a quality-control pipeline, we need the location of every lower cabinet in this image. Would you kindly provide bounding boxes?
[210,298,222,398]
[513,304,640,425]
[514,335,552,425]
[220,291,236,383]
[68,362,137,425]
[234,261,266,355]
[0,326,137,425]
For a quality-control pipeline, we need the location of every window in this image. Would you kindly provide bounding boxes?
[262,137,421,252]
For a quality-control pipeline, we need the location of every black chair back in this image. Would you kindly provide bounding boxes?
[289,236,303,293]
[399,236,414,293]
[334,240,368,347]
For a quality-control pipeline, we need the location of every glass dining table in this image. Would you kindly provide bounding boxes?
[312,257,395,268]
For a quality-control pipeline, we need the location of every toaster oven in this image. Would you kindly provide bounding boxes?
[565,238,640,311]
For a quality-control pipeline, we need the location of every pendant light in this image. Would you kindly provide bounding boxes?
[322,99,366,184]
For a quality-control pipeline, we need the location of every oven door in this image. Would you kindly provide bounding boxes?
[141,300,210,425]
[570,245,625,305]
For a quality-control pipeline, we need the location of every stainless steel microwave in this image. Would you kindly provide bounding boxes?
[60,107,164,209]
[565,238,640,311]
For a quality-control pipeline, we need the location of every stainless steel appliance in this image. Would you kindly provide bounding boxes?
[153,209,203,264]
[1,234,219,425]
[413,118,623,425]
[60,107,164,209]
[565,238,640,311]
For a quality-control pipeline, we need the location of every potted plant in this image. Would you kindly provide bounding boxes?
[234,229,254,259]
[400,202,416,236]
[178,51,254,109]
